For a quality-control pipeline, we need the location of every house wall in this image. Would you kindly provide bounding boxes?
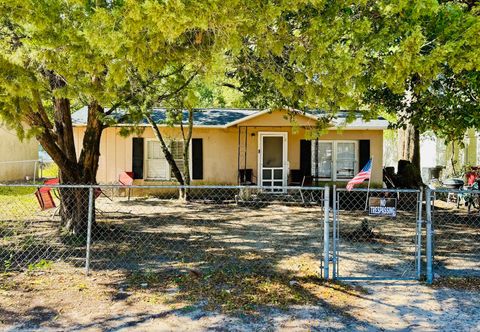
[0,125,38,181]
[239,127,383,184]
[73,125,384,185]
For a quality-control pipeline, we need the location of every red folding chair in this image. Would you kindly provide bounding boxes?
[35,187,57,210]
[118,172,134,201]
[35,178,60,218]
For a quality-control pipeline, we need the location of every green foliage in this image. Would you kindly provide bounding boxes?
[3,253,12,273]
[363,2,480,142]
[0,0,479,164]
[225,0,479,141]
[27,259,53,271]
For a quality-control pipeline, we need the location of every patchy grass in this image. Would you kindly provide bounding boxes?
[40,162,58,179]
[432,277,480,291]
[0,272,17,291]
[124,269,367,313]
[0,186,39,219]
[0,186,36,196]
[28,259,54,272]
[0,261,372,330]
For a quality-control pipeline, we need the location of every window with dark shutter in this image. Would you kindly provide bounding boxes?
[300,140,312,176]
[132,137,144,179]
[192,138,203,180]
[358,140,371,170]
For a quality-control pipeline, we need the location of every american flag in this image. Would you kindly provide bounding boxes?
[346,159,372,191]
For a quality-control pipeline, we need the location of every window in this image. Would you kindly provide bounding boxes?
[146,140,168,180]
[336,142,356,179]
[311,141,358,181]
[170,140,184,178]
[145,140,186,180]
[314,142,333,179]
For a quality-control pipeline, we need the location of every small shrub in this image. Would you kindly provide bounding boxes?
[28,259,53,271]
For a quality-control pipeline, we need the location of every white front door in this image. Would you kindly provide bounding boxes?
[258,132,288,192]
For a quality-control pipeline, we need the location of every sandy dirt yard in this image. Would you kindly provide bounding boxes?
[1,265,479,331]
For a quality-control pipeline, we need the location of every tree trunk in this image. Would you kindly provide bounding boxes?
[398,123,420,170]
[397,123,423,187]
[146,113,192,201]
[60,102,104,235]
[146,115,185,185]
[58,186,92,235]
[28,96,104,235]
[179,109,194,201]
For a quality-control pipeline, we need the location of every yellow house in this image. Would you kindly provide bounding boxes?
[72,108,388,188]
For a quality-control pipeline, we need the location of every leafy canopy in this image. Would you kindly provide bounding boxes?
[0,0,478,142]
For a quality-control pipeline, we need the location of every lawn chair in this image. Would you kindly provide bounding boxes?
[94,186,113,201]
[36,178,112,218]
[288,169,303,186]
[35,178,60,218]
[238,169,256,186]
[299,175,314,204]
[118,171,134,200]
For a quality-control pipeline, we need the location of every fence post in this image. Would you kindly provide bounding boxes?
[426,187,433,284]
[323,185,330,279]
[85,186,94,275]
[33,160,37,183]
[416,189,423,280]
[332,185,337,279]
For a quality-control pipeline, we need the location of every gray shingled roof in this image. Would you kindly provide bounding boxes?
[71,107,388,129]
[72,107,258,126]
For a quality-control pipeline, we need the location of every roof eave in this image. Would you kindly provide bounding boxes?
[72,123,227,129]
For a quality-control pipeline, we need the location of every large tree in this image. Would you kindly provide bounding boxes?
[0,0,261,234]
[224,1,479,186]
[364,1,480,175]
[0,0,125,234]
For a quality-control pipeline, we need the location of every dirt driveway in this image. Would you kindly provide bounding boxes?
[1,265,479,331]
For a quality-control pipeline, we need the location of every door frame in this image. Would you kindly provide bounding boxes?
[258,132,288,191]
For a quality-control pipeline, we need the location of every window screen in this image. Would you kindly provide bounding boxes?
[336,142,356,179]
[312,142,333,178]
[170,141,184,177]
[146,141,168,179]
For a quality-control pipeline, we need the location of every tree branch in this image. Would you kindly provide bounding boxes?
[146,113,185,185]
[221,82,244,92]
[157,70,199,103]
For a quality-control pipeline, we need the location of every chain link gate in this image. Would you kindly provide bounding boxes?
[330,187,423,281]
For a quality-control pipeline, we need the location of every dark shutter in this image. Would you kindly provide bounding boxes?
[300,139,312,176]
[132,137,144,179]
[192,138,203,180]
[359,140,370,170]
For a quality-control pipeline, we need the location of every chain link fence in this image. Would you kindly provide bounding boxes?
[1,183,479,283]
[430,188,480,278]
[0,185,90,270]
[0,184,326,282]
